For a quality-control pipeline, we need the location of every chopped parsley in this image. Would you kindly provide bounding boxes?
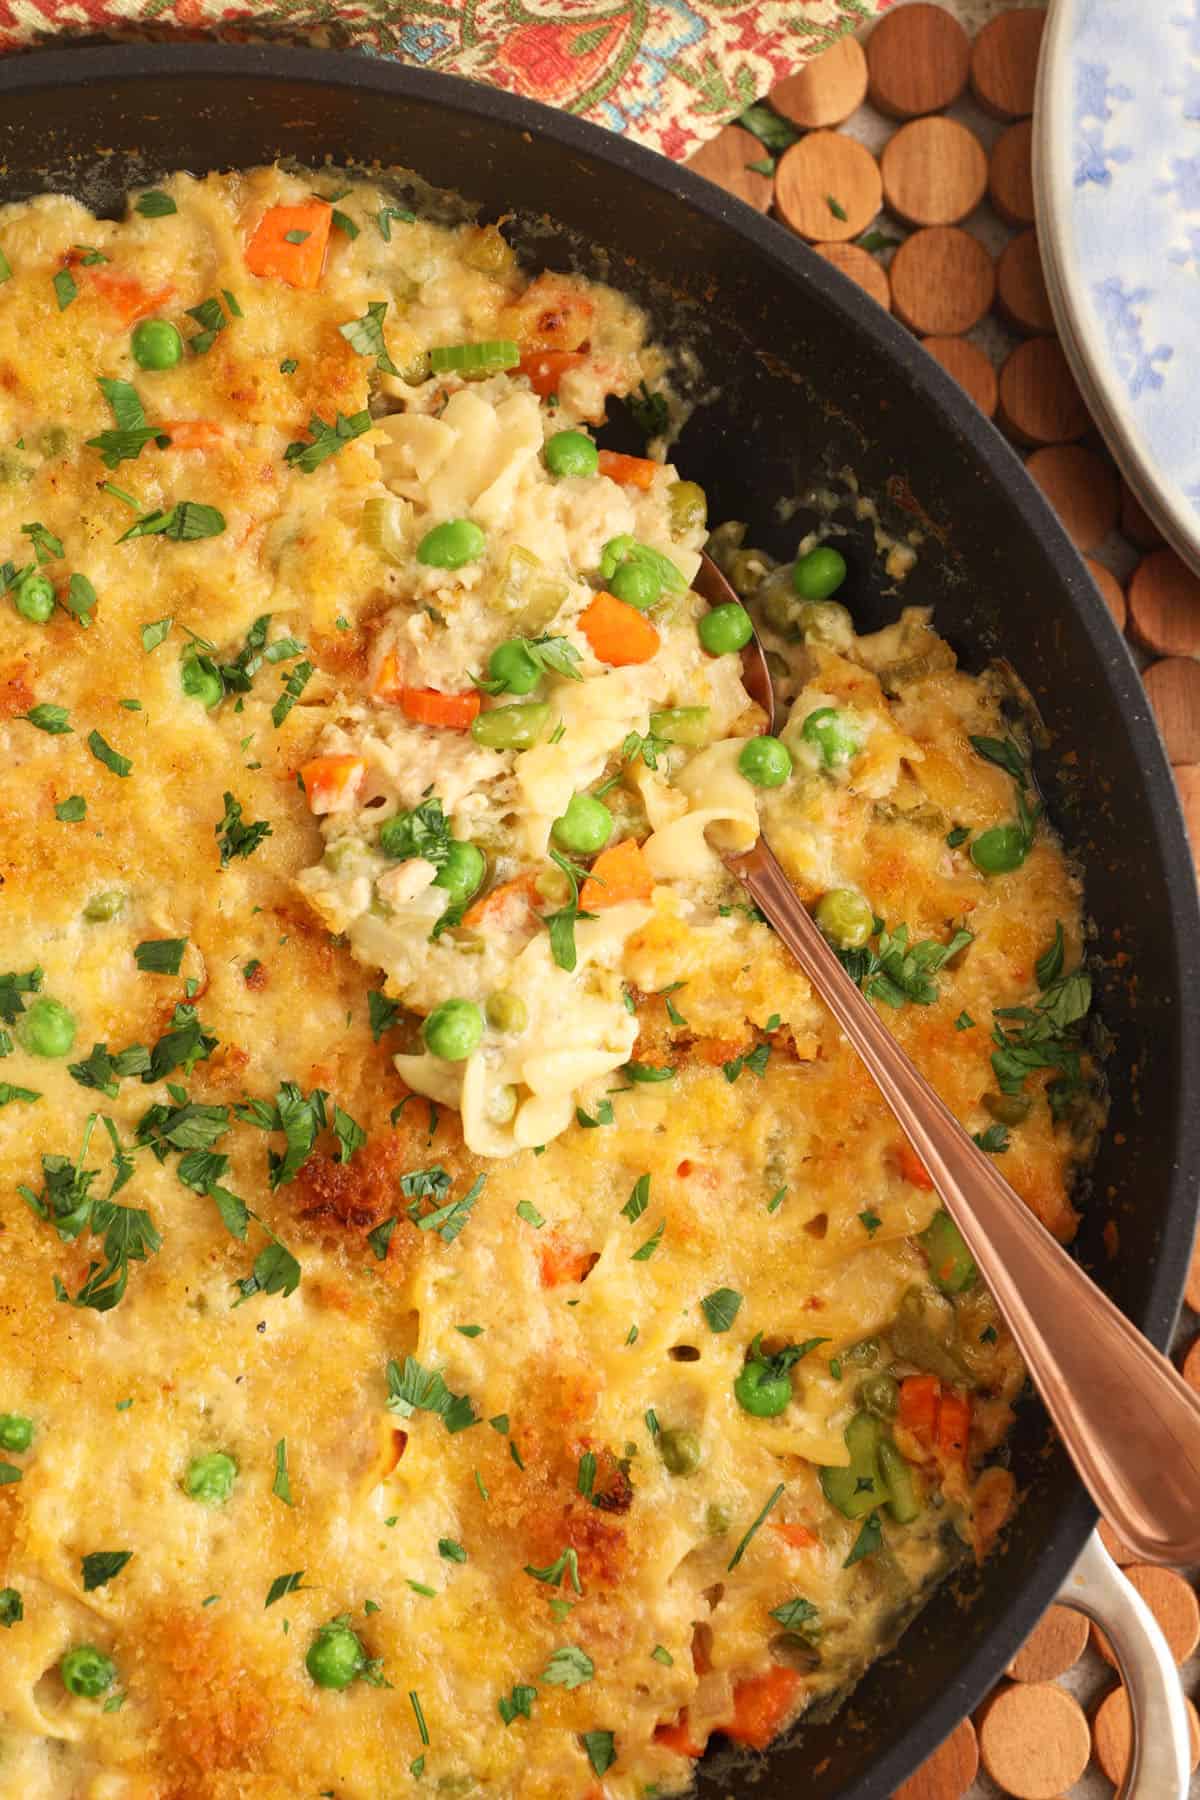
[543,850,594,974]
[973,1123,1011,1154]
[524,1547,582,1593]
[273,1437,294,1505]
[265,1571,306,1608]
[135,190,177,217]
[385,1355,477,1434]
[87,731,132,778]
[581,1730,616,1778]
[438,1538,467,1562]
[836,922,973,1008]
[272,659,313,728]
[631,1219,664,1261]
[141,616,173,652]
[723,1041,770,1082]
[0,1083,40,1109]
[621,1174,650,1223]
[576,1099,614,1128]
[955,1010,975,1031]
[622,1061,674,1083]
[701,1287,743,1333]
[541,1645,594,1689]
[116,501,226,543]
[338,300,399,375]
[728,1482,786,1570]
[81,1550,132,1591]
[184,293,235,355]
[284,409,371,474]
[215,791,272,866]
[844,1512,883,1567]
[498,1683,536,1725]
[368,990,402,1041]
[627,380,669,441]
[770,1595,821,1641]
[1036,921,1065,989]
[134,937,186,976]
[19,703,71,734]
[53,268,77,310]
[577,1450,596,1498]
[54,795,86,822]
[990,964,1092,1118]
[767,1185,787,1214]
[737,99,800,155]
[859,1208,882,1235]
[0,1589,22,1626]
[515,1199,545,1228]
[87,378,167,468]
[367,1216,398,1261]
[474,634,582,694]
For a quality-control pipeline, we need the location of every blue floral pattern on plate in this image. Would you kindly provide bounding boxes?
[1036,0,1200,569]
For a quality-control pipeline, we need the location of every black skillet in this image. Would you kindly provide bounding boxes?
[1,44,1197,1799]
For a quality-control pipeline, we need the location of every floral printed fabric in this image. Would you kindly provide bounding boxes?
[0,0,885,156]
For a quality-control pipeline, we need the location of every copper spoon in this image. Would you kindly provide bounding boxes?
[696,551,1200,1565]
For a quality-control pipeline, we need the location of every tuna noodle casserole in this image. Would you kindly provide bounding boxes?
[0,169,1099,1800]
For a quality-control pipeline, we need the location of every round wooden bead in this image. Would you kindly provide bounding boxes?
[866,3,970,119]
[1092,1685,1200,1786]
[812,241,891,310]
[1026,445,1119,552]
[775,131,883,243]
[889,226,994,334]
[882,118,988,226]
[1120,477,1167,548]
[989,119,1036,228]
[997,338,1089,445]
[1092,1564,1200,1667]
[686,124,775,212]
[1144,658,1200,763]
[977,1682,1091,1799]
[1174,765,1200,884]
[770,33,868,129]
[996,230,1055,334]
[892,1716,978,1800]
[970,10,1046,120]
[923,336,998,417]
[1182,1334,1200,1392]
[1005,1603,1089,1683]
[1098,1517,1138,1566]
[1083,557,1127,632]
[1127,549,1200,658]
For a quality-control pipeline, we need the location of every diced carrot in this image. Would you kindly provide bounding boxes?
[538,1234,596,1288]
[371,650,405,702]
[773,1521,819,1550]
[462,871,540,932]
[579,837,655,911]
[299,753,365,814]
[654,1712,705,1759]
[399,687,481,731]
[578,591,660,667]
[520,349,586,398]
[936,1389,972,1468]
[895,1140,935,1190]
[898,1374,942,1451]
[244,201,333,289]
[88,269,177,323]
[597,449,658,491]
[159,420,225,450]
[723,1667,803,1751]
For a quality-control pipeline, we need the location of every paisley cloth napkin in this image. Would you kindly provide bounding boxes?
[0,0,886,156]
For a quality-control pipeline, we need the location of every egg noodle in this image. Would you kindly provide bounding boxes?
[0,169,1100,1799]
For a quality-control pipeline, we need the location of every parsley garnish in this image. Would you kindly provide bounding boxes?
[543,850,594,974]
[406,1171,485,1244]
[184,294,234,355]
[377,206,416,240]
[141,616,173,652]
[946,825,970,848]
[0,1083,40,1109]
[284,409,371,474]
[770,1595,821,1641]
[22,521,63,564]
[836,922,973,1008]
[378,796,454,866]
[577,1450,597,1498]
[576,1099,614,1128]
[582,1730,616,1777]
[0,967,43,1026]
[473,634,583,694]
[701,1287,742,1333]
[55,795,87,822]
[723,1041,770,1082]
[844,1512,883,1566]
[385,1355,477,1434]
[134,937,187,975]
[859,1208,882,1235]
[826,193,848,221]
[516,1199,545,1228]
[230,1224,302,1307]
[737,99,800,155]
[87,378,167,468]
[1036,921,1065,989]
[272,659,313,728]
[338,299,399,375]
[19,703,71,734]
[53,269,77,310]
[0,1589,22,1626]
[367,1216,397,1260]
[135,190,176,217]
[273,1437,294,1505]
[81,1550,132,1591]
[215,791,271,866]
[87,730,131,778]
[524,1548,582,1593]
[990,965,1092,1118]
[498,1684,536,1725]
[621,1174,650,1223]
[265,1571,306,1608]
[542,1645,594,1689]
[68,1042,150,1098]
[622,1061,674,1083]
[973,1123,1011,1154]
[116,501,226,543]
[728,1482,786,1570]
[438,1538,467,1562]
[631,1219,664,1261]
[955,1010,975,1031]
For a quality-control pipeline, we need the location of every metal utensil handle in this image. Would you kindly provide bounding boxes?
[1057,1532,1191,1799]
[728,836,1200,1563]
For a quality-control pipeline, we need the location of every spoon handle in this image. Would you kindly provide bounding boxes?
[729,835,1200,1564]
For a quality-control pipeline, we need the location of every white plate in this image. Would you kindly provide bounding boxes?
[1035,0,1200,571]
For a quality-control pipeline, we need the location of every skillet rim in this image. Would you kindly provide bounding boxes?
[1,42,1197,1799]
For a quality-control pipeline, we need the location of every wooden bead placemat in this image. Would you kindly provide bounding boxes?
[683,6,1200,1793]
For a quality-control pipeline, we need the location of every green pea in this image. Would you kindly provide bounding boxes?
[470,702,551,751]
[801,706,862,768]
[13,570,55,624]
[917,1210,977,1295]
[657,1428,702,1477]
[983,1091,1031,1126]
[487,640,541,695]
[698,601,753,656]
[705,1502,732,1536]
[859,1374,899,1419]
[650,706,710,747]
[60,1644,116,1699]
[844,1337,879,1367]
[815,888,874,950]
[760,582,805,637]
[180,655,223,710]
[738,735,792,788]
[423,998,484,1061]
[485,990,527,1034]
[551,792,613,855]
[544,429,598,479]
[798,600,854,651]
[417,519,486,570]
[433,841,485,906]
[970,826,1029,875]
[38,425,71,459]
[0,1414,33,1453]
[734,1357,792,1418]
[184,1451,238,1507]
[793,545,847,601]
[667,480,707,539]
[18,997,76,1059]
[131,317,183,371]
[84,890,125,922]
[610,562,660,610]
[306,1619,366,1690]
